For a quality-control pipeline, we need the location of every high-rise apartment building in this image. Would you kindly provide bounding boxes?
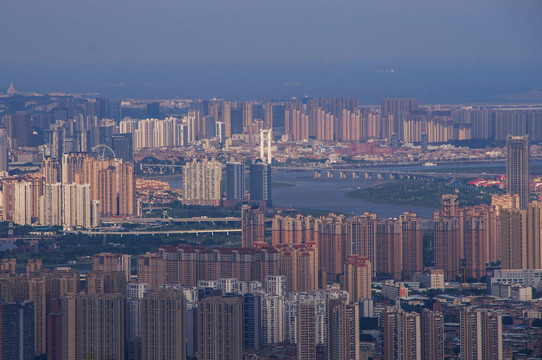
[61,183,100,228]
[141,289,186,360]
[506,135,529,210]
[527,201,542,269]
[243,293,261,350]
[241,204,265,247]
[421,309,444,360]
[249,160,272,208]
[6,113,32,147]
[272,213,315,246]
[61,293,125,360]
[225,162,245,201]
[146,102,160,119]
[26,274,47,355]
[39,183,63,226]
[76,156,135,217]
[198,296,243,360]
[297,301,316,360]
[342,256,372,302]
[375,218,403,280]
[380,307,421,360]
[0,300,35,360]
[381,98,418,137]
[85,270,127,295]
[111,133,133,162]
[499,206,527,270]
[126,283,149,360]
[399,212,423,279]
[261,294,285,345]
[159,244,279,287]
[92,252,131,280]
[348,212,378,271]
[222,101,232,137]
[285,108,309,140]
[264,275,286,296]
[276,243,319,292]
[434,195,499,280]
[137,253,166,289]
[106,99,121,123]
[13,181,32,225]
[183,159,222,206]
[327,299,360,360]
[460,308,502,360]
[0,128,9,173]
[315,214,348,281]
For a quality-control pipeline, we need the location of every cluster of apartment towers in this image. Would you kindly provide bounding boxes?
[183,129,273,208]
[1,153,136,228]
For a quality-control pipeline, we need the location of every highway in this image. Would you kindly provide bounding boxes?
[66,228,242,236]
[101,216,241,224]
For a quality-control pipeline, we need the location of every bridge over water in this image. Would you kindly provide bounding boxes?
[275,167,498,181]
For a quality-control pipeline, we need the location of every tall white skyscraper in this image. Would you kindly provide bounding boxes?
[260,129,273,164]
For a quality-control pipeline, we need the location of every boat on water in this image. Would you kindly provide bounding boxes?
[422,162,437,167]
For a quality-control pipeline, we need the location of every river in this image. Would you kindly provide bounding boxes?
[165,160,542,220]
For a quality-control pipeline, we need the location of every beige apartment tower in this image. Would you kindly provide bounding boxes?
[142,289,186,360]
[342,255,372,302]
[460,308,502,360]
[328,300,360,360]
[61,293,125,360]
[421,309,445,360]
[380,308,421,360]
[297,301,316,360]
[241,205,265,247]
[198,296,243,360]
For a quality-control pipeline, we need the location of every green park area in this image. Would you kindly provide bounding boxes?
[346,178,505,208]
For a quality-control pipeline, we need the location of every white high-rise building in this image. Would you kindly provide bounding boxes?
[284,291,348,346]
[265,275,286,296]
[185,115,197,144]
[62,183,96,228]
[216,121,225,143]
[40,183,99,228]
[126,283,150,350]
[260,129,273,164]
[120,119,138,134]
[182,159,223,206]
[261,295,285,344]
[218,278,240,294]
[62,183,76,227]
[177,124,188,146]
[130,117,188,149]
[40,183,62,226]
[13,182,32,225]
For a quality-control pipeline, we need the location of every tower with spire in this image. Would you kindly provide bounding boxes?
[7,82,18,95]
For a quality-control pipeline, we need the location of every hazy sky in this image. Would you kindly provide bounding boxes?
[1,0,541,64]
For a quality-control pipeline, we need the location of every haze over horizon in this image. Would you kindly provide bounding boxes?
[1,0,541,102]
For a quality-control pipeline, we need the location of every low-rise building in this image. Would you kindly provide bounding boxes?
[413,269,445,289]
[381,280,409,300]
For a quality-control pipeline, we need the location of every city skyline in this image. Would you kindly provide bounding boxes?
[1,0,542,358]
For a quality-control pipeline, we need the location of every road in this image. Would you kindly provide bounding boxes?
[101,216,241,224]
[66,228,242,236]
